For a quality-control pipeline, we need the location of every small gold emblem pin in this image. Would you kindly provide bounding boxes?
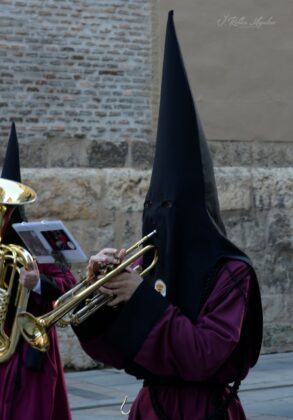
[154,279,167,297]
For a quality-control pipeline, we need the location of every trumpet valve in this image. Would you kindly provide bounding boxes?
[97,261,120,276]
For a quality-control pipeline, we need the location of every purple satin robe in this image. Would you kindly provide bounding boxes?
[0,264,76,420]
[78,260,257,419]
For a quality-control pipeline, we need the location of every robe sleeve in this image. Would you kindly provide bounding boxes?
[107,260,251,382]
[72,305,128,369]
[28,263,77,307]
[39,263,76,296]
[80,336,127,369]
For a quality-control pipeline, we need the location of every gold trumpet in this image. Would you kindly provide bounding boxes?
[17,230,158,352]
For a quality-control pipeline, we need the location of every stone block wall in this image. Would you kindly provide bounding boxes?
[0,0,292,368]
[21,166,293,368]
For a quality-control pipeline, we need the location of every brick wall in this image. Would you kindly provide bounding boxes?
[0,0,156,169]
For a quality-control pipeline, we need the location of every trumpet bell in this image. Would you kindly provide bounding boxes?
[17,312,50,352]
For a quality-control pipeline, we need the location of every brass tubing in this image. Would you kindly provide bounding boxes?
[17,232,157,351]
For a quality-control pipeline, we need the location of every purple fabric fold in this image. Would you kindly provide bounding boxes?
[78,259,255,419]
[0,264,76,420]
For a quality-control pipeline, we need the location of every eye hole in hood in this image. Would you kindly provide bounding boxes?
[161,200,173,208]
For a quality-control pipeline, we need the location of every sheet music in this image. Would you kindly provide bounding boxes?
[12,220,88,264]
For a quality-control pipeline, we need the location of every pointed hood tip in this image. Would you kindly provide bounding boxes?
[168,10,174,18]
[1,121,28,228]
[1,122,21,182]
[10,121,17,136]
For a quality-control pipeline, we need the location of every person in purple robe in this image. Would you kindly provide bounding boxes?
[73,11,263,420]
[0,123,76,420]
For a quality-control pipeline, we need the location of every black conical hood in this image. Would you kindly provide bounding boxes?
[142,11,262,365]
[1,122,27,243]
[149,10,225,235]
[2,122,21,183]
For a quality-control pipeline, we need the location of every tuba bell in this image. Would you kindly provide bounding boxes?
[0,178,36,363]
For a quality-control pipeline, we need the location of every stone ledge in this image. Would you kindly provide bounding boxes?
[2,140,292,168]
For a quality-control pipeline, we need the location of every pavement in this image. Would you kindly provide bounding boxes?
[66,352,293,419]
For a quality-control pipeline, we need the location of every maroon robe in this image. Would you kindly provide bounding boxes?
[77,260,256,419]
[0,264,76,420]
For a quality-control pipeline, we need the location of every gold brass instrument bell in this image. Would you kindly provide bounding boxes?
[17,230,158,352]
[0,178,36,363]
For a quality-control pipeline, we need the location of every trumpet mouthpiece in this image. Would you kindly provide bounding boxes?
[147,230,157,239]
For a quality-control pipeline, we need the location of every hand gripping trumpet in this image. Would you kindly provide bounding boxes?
[17,230,158,352]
